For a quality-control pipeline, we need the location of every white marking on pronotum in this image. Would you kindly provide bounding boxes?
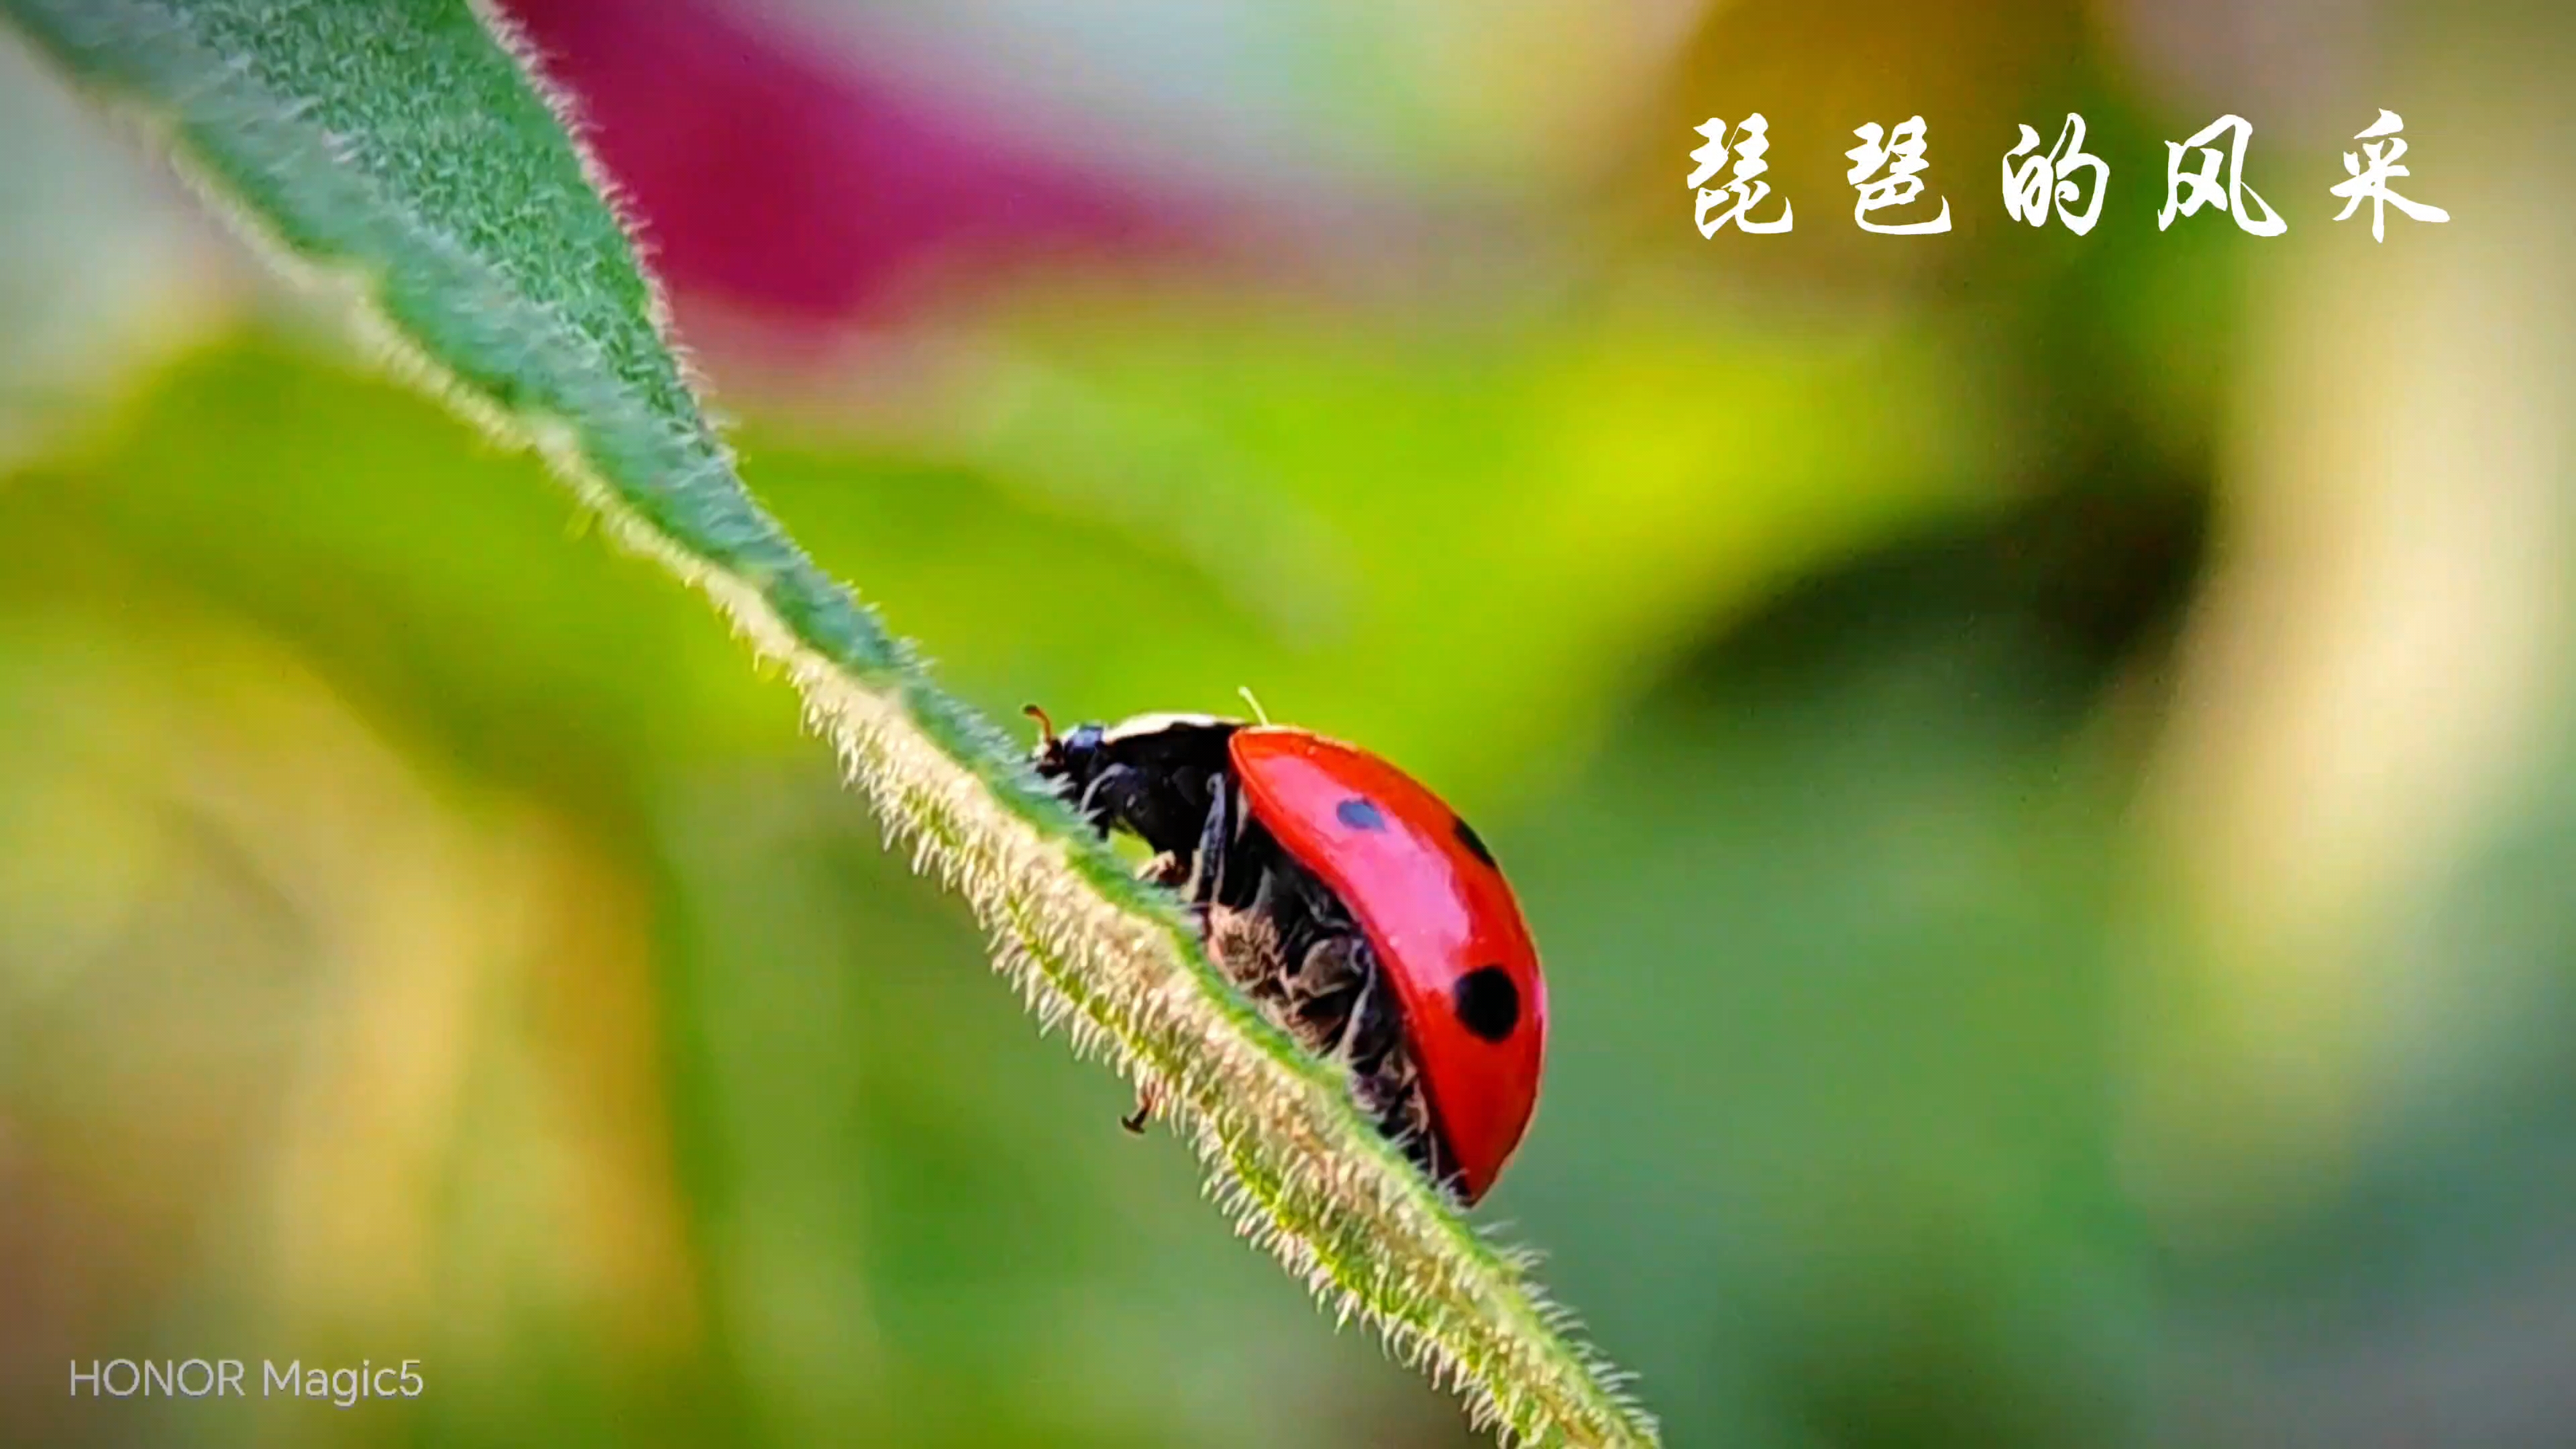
[1098,710,1240,743]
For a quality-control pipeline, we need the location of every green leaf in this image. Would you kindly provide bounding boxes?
[0,1,1658,1442]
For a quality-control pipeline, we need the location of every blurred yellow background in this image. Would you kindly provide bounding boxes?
[3,1,2571,1446]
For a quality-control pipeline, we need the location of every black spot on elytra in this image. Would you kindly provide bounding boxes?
[1453,816,1496,867]
[1453,965,1519,1042]
[1335,798,1387,831]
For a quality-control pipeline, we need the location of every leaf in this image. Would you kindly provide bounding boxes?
[0,1,1658,1442]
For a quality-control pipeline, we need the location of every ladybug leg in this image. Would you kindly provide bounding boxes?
[1182,776,1240,917]
[1277,936,1359,1065]
[1072,763,1142,835]
[1136,851,1187,888]
[1286,934,1362,1019]
[1322,941,1398,1074]
[1120,1080,1163,1134]
[1314,938,1443,1186]
[1059,766,1115,835]
[1205,902,1291,998]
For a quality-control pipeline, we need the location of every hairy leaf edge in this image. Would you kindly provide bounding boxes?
[0,4,1659,1442]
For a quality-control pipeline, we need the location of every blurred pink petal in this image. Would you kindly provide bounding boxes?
[495,0,1205,327]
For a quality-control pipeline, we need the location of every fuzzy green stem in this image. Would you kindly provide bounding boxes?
[0,3,1658,1442]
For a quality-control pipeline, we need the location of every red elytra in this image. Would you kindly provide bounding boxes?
[1228,727,1547,1204]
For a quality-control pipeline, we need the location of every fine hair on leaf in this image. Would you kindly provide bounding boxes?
[0,3,1658,1442]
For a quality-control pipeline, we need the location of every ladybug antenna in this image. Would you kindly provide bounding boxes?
[1022,703,1057,747]
[1236,686,1271,726]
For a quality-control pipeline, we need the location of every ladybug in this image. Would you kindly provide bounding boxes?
[1026,707,1546,1205]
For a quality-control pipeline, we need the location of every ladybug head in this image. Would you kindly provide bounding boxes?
[1024,704,1110,796]
[1025,707,1241,856]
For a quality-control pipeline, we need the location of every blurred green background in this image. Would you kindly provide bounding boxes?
[5,1,2573,1446]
